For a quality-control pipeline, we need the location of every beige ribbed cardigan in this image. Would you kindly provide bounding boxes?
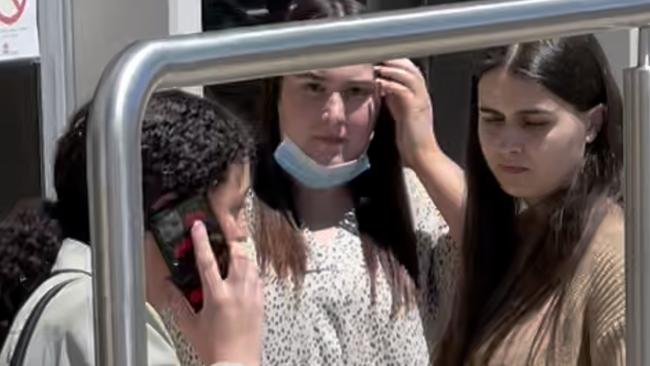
[473,207,625,365]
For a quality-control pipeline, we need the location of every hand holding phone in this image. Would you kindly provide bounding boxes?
[165,221,264,366]
[149,194,230,311]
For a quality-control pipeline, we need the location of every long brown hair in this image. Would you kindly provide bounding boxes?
[436,35,623,365]
[252,0,419,308]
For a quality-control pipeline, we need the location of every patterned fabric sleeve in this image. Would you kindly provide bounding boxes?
[160,308,206,366]
[403,169,460,349]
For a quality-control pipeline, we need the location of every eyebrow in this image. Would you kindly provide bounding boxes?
[479,107,503,116]
[294,71,327,81]
[293,72,375,86]
[479,106,555,116]
[516,108,555,116]
[345,80,376,88]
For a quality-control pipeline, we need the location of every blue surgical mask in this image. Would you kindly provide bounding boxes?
[273,138,371,189]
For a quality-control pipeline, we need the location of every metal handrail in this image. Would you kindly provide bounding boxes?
[86,0,650,365]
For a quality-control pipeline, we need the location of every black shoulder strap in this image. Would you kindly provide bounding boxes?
[50,269,91,277]
[9,270,90,366]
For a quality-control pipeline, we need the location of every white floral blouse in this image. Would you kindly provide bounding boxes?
[162,169,456,366]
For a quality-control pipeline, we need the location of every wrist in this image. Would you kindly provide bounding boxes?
[410,141,445,175]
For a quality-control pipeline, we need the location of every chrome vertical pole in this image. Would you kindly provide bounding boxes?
[624,25,650,366]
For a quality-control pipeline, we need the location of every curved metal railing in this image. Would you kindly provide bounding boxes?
[86,0,650,364]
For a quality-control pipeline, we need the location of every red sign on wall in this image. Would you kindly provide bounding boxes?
[0,0,39,61]
[0,0,27,26]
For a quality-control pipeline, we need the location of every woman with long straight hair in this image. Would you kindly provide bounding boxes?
[394,35,625,364]
[247,0,452,364]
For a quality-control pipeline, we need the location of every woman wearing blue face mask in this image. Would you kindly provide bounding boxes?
[163,2,452,365]
[244,1,453,365]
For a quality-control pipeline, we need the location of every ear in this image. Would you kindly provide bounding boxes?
[585,104,606,143]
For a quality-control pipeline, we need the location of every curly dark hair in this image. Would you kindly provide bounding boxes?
[0,90,255,343]
[0,204,61,342]
[141,90,255,207]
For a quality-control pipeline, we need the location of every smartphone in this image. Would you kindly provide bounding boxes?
[148,194,230,311]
